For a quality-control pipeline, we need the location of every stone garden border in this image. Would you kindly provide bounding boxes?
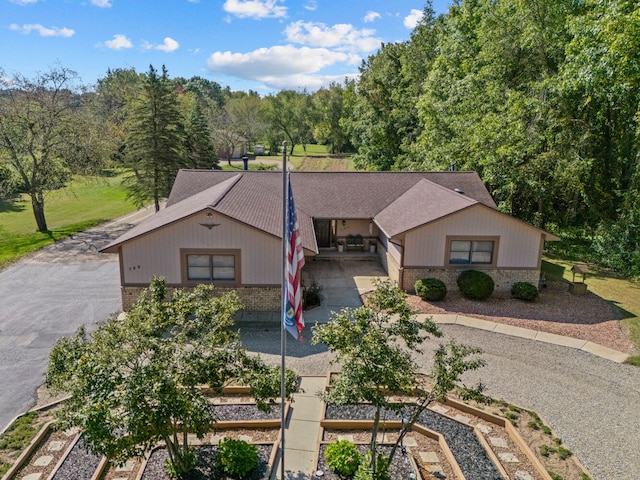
[1,388,288,480]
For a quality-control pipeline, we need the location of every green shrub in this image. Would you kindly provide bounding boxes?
[548,472,564,480]
[556,446,572,460]
[456,270,494,300]
[303,280,322,309]
[0,460,11,477]
[215,438,259,479]
[0,411,38,451]
[165,448,196,478]
[511,282,539,301]
[414,278,447,301]
[325,440,361,477]
[354,452,390,480]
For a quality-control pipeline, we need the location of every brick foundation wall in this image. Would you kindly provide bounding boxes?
[121,286,280,311]
[402,268,540,294]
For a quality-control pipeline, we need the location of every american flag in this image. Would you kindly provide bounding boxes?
[284,178,305,340]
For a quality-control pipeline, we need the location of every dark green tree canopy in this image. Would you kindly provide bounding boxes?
[46,277,297,478]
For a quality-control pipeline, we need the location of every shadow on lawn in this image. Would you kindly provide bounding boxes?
[0,198,25,214]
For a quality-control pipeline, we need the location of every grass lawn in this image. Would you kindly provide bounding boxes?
[542,255,640,364]
[231,144,356,172]
[0,174,137,268]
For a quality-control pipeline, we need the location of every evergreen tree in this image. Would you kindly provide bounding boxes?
[184,100,217,169]
[123,65,187,211]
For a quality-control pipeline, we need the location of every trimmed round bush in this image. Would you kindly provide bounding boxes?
[511,281,539,301]
[215,438,259,479]
[414,278,447,301]
[456,270,494,300]
[325,440,361,477]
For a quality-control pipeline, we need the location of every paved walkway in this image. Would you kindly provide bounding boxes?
[270,376,326,480]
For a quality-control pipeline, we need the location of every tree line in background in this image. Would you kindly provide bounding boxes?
[1,0,639,276]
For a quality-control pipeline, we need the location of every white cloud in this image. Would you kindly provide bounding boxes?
[91,0,112,7]
[304,0,317,11]
[8,0,39,4]
[207,45,350,78]
[103,34,132,50]
[207,44,361,90]
[364,11,380,23]
[404,9,423,29]
[257,72,357,91]
[223,0,286,19]
[156,37,179,52]
[284,21,380,53]
[10,23,74,37]
[142,37,180,52]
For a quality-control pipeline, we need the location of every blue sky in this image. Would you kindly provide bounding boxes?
[1,0,451,92]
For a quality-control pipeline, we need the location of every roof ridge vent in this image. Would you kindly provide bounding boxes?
[454,188,465,194]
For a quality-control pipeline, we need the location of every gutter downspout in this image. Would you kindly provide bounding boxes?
[399,240,405,290]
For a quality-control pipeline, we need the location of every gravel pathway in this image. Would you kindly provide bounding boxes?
[238,322,640,480]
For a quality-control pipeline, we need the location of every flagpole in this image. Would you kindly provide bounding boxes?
[280,140,287,480]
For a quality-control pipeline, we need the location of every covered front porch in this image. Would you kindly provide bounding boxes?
[313,218,380,253]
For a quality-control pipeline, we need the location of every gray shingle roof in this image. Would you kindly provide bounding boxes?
[102,170,499,253]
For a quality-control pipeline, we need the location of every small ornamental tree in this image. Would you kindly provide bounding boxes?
[312,280,484,478]
[46,277,297,478]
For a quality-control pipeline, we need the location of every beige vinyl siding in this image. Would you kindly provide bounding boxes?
[403,205,541,268]
[121,210,281,285]
[386,239,402,265]
[336,219,375,238]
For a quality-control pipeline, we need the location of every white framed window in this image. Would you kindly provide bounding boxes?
[181,249,240,285]
[446,237,498,267]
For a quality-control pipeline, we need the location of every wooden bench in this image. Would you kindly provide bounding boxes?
[345,234,365,251]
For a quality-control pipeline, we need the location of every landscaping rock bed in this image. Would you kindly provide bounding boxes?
[325,404,504,480]
[322,429,460,480]
[317,443,414,480]
[214,404,281,421]
[51,435,102,480]
[140,444,272,480]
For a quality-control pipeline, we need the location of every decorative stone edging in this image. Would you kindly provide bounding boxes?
[447,398,552,479]
[1,421,56,480]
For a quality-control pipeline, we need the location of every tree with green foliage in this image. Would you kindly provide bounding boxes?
[225,92,267,149]
[0,65,106,232]
[312,280,484,478]
[343,3,439,171]
[264,89,314,155]
[46,277,297,479]
[179,92,218,169]
[94,68,144,164]
[123,65,187,211]
[311,83,350,154]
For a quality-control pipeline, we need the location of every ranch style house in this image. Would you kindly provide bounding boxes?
[102,170,558,310]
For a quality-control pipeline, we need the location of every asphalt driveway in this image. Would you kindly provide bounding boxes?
[0,207,154,432]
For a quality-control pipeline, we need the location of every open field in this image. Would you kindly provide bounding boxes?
[0,174,136,268]
[247,144,356,171]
